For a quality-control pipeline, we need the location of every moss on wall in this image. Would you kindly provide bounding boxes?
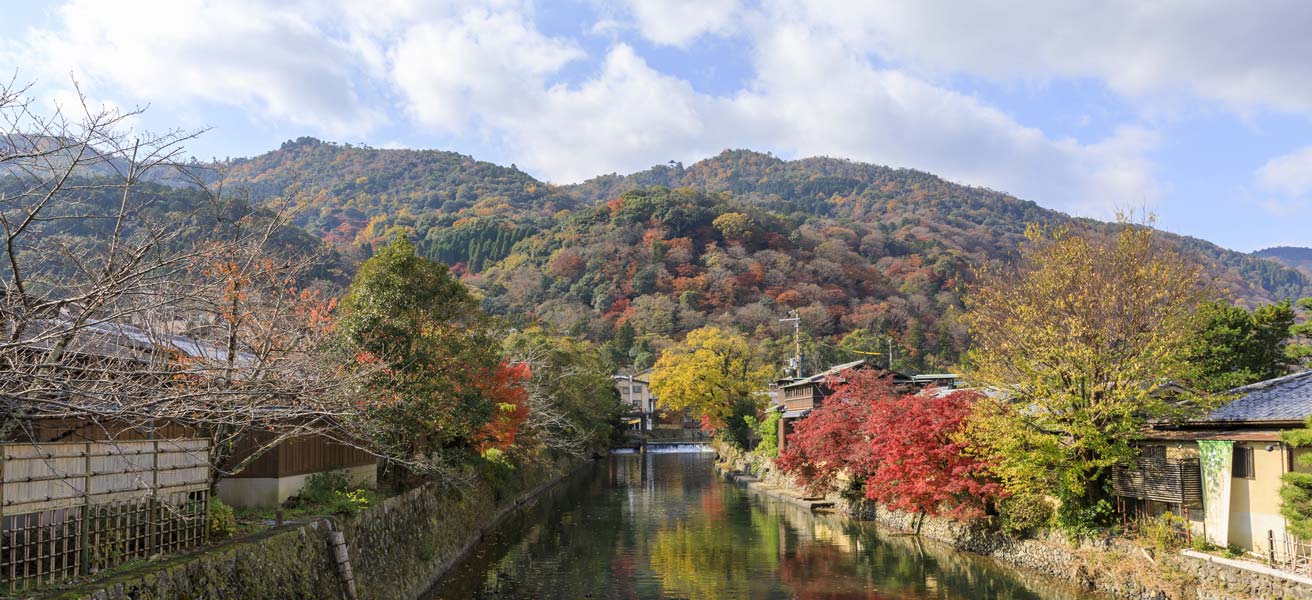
[48,522,343,600]
[348,457,577,600]
[49,456,582,600]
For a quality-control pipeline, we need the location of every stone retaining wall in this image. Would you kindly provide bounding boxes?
[48,457,584,600]
[716,444,1312,600]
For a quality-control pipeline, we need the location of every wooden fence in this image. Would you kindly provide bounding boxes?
[0,438,210,593]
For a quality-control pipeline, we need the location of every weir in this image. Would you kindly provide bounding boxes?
[610,440,714,454]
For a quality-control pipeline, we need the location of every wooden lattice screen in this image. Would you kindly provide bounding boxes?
[1111,457,1204,509]
[0,438,210,593]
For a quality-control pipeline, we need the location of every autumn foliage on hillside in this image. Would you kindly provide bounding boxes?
[777,370,1001,519]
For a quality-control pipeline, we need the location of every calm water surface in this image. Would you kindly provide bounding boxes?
[425,453,1099,600]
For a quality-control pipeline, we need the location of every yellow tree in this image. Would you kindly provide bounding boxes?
[961,218,1210,533]
[650,326,773,446]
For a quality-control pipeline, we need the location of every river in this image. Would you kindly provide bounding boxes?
[424,452,1100,599]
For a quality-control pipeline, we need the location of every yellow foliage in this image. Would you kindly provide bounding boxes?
[649,326,773,428]
[960,217,1211,518]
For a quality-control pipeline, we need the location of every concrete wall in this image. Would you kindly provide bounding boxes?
[1229,440,1288,553]
[216,463,377,508]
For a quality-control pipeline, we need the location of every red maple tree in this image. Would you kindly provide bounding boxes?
[473,361,532,452]
[777,369,1000,519]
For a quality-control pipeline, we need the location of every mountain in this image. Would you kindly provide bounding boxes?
[1255,246,1312,276]
[11,139,1309,371]
[221,137,577,267]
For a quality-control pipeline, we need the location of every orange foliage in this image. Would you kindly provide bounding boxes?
[474,361,532,452]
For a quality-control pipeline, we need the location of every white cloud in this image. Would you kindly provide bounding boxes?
[790,1,1312,117]
[623,0,741,48]
[724,23,1161,215]
[24,0,384,137]
[1255,146,1312,216]
[1258,146,1312,197]
[11,0,1170,217]
[512,44,718,181]
[388,7,583,133]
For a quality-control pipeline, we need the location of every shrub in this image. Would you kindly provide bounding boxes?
[326,489,371,517]
[997,493,1053,537]
[297,470,351,506]
[1136,512,1188,552]
[208,497,237,540]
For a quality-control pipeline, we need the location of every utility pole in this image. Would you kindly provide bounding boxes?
[780,310,802,378]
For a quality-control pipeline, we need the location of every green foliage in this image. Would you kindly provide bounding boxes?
[744,411,781,458]
[1135,512,1189,552]
[963,222,1211,535]
[208,497,238,541]
[287,470,374,517]
[299,471,352,505]
[1282,417,1312,540]
[503,327,625,454]
[337,236,501,463]
[996,493,1053,537]
[1188,299,1297,392]
[1291,297,1312,367]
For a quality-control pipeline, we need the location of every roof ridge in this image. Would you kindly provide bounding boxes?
[1225,370,1312,394]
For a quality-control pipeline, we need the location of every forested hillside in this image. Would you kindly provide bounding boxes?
[33,139,1305,372]
[0,176,348,292]
[1255,246,1312,276]
[222,137,575,268]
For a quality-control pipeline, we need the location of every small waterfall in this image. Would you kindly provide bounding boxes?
[644,442,714,454]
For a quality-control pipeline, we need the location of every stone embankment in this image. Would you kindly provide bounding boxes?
[716,444,1312,600]
[47,458,584,600]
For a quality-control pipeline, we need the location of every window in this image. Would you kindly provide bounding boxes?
[1233,446,1255,479]
[1140,445,1165,461]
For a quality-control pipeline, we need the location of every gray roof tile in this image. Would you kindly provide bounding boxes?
[1207,371,1312,423]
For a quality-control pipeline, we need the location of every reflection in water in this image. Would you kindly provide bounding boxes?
[425,453,1099,600]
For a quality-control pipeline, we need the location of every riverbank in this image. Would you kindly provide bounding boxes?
[43,456,588,600]
[716,444,1312,600]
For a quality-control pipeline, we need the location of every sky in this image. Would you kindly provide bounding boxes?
[2,0,1310,253]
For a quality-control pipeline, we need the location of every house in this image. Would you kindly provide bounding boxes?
[4,307,376,509]
[1117,370,1312,555]
[216,429,377,508]
[776,360,918,453]
[615,369,657,431]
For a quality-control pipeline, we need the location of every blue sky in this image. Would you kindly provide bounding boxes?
[3,1,1310,252]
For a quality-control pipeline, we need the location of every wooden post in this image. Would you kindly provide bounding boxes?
[148,440,159,556]
[1269,529,1277,565]
[1184,505,1191,545]
[79,443,90,576]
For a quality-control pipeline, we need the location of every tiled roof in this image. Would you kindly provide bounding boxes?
[1206,371,1312,423]
[780,359,868,389]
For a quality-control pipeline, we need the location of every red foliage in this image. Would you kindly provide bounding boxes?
[777,370,1000,519]
[473,361,532,452]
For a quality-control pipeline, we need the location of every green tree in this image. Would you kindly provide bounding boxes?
[962,221,1209,534]
[1282,417,1312,540]
[649,326,773,446]
[1188,299,1297,392]
[337,236,500,473]
[1291,297,1312,367]
[503,327,625,455]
